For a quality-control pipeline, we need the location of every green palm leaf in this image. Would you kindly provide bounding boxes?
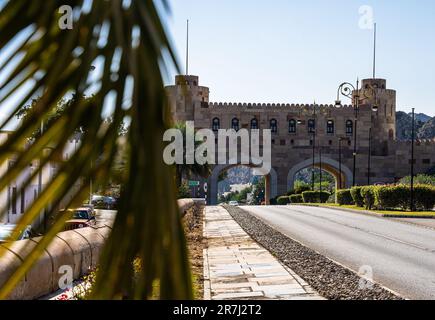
[0,0,192,299]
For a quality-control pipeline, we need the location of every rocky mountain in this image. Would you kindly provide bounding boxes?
[411,112,432,123]
[396,111,434,140]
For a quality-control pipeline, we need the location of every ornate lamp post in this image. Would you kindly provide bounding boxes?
[410,107,415,211]
[335,80,377,187]
[368,103,379,185]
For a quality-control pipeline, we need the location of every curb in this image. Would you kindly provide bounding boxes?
[289,204,435,219]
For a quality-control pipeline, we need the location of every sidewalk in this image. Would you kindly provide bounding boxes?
[203,206,324,300]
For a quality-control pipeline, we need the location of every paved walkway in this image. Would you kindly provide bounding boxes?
[203,206,324,300]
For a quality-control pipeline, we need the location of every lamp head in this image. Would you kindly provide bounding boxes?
[372,104,378,112]
[335,100,342,107]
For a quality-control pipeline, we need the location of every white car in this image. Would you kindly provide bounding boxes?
[228,201,239,206]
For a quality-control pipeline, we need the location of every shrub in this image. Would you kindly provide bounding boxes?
[277,196,290,205]
[289,194,304,203]
[286,189,295,196]
[336,189,354,205]
[302,191,331,203]
[361,186,377,210]
[414,184,435,210]
[177,182,191,199]
[350,186,364,207]
[374,184,409,210]
[294,181,311,195]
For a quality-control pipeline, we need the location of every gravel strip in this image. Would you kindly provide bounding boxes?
[224,205,403,300]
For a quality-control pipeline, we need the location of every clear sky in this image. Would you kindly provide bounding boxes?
[164,0,435,115]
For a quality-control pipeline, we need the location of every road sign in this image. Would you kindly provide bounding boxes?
[188,180,200,187]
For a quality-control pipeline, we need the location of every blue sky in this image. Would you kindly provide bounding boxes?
[164,0,435,115]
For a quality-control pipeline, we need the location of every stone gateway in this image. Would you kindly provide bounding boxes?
[165,75,435,204]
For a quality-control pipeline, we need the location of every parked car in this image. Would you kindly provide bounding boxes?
[0,224,38,243]
[228,201,239,206]
[91,195,117,209]
[63,207,96,231]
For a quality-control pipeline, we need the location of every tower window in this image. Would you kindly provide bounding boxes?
[308,119,315,133]
[212,118,220,132]
[346,120,353,136]
[326,120,334,135]
[288,119,296,133]
[270,119,278,134]
[231,118,240,131]
[251,118,258,130]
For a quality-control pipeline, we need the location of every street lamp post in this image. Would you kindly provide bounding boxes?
[410,107,415,212]
[319,145,322,202]
[367,103,379,185]
[336,80,360,187]
[336,80,377,187]
[312,105,316,191]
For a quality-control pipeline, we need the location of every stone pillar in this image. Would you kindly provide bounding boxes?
[265,175,271,205]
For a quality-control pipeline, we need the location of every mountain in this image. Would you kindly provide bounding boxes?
[396,111,434,140]
[410,112,432,123]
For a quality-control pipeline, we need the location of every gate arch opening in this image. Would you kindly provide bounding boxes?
[208,164,277,205]
[287,156,352,191]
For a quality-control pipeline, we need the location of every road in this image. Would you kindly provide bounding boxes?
[241,205,435,300]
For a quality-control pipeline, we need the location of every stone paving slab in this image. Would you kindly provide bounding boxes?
[203,206,324,300]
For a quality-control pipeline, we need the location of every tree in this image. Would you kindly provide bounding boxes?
[251,177,265,205]
[0,1,191,299]
[173,123,211,188]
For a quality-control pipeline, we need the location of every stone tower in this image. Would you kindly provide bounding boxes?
[165,75,209,123]
[358,78,396,156]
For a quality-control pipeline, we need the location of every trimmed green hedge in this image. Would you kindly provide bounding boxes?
[336,189,354,205]
[350,186,364,207]
[373,184,435,211]
[302,191,331,203]
[289,194,304,204]
[360,186,376,210]
[277,196,290,205]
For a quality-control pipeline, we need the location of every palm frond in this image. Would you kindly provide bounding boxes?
[0,0,191,300]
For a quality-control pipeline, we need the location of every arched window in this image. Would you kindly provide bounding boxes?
[212,118,220,132]
[326,120,334,134]
[270,119,278,133]
[250,118,258,130]
[308,119,315,133]
[231,118,240,131]
[288,119,296,133]
[346,120,353,136]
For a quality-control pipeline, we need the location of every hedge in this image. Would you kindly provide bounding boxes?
[289,194,304,204]
[277,196,290,205]
[336,189,354,205]
[350,186,364,207]
[302,191,331,203]
[373,184,435,211]
[414,184,435,210]
[360,186,376,210]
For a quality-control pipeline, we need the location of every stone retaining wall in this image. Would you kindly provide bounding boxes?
[0,199,197,300]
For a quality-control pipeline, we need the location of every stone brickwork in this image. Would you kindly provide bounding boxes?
[165,75,435,204]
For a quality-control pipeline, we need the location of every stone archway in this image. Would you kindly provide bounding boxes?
[208,164,278,205]
[287,156,352,191]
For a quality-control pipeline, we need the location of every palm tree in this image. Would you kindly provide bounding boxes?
[0,0,192,299]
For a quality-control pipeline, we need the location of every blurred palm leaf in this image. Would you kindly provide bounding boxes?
[0,0,192,299]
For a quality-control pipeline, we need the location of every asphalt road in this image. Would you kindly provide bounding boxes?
[241,205,435,300]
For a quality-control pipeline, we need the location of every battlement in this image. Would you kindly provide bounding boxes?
[393,138,435,145]
[207,102,354,110]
